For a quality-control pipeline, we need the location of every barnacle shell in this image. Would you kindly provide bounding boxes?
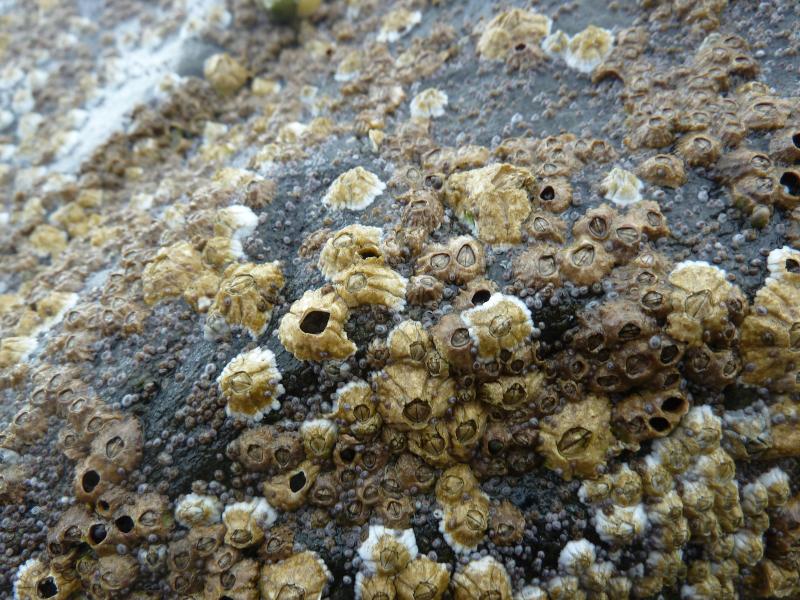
[462,293,533,361]
[445,163,535,246]
[600,167,643,206]
[301,418,339,459]
[558,539,596,575]
[452,556,512,600]
[262,460,320,511]
[204,53,249,96]
[356,572,397,600]
[637,154,687,188]
[395,557,450,600]
[278,289,356,361]
[142,241,206,306]
[538,395,614,480]
[374,364,455,431]
[259,551,330,600]
[440,489,490,553]
[322,167,386,210]
[13,557,80,600]
[333,263,408,311]
[0,336,37,368]
[213,205,258,242]
[175,493,222,528]
[222,498,277,548]
[565,26,614,74]
[376,8,421,43]
[358,526,418,575]
[410,89,448,119]
[416,236,486,285]
[217,347,284,420]
[594,503,648,545]
[205,261,285,339]
[477,9,552,61]
[318,224,384,280]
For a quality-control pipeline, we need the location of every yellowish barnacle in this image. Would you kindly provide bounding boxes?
[0,336,37,369]
[565,25,614,73]
[435,464,480,506]
[376,8,421,43]
[183,270,221,313]
[333,263,408,311]
[452,556,512,600]
[387,320,433,366]
[541,30,570,57]
[538,395,614,480]
[217,347,284,420]
[318,225,383,281]
[222,498,277,548]
[477,9,552,61]
[395,557,450,600]
[766,246,800,287]
[203,236,243,270]
[29,223,68,257]
[461,293,533,361]
[358,525,418,575]
[444,163,536,246]
[13,557,80,600]
[203,53,249,96]
[213,205,259,242]
[600,167,643,206]
[260,551,330,600]
[374,363,456,431]
[142,241,207,306]
[301,418,338,459]
[322,167,386,210]
[410,88,448,120]
[175,493,223,528]
[278,289,356,361]
[440,491,490,554]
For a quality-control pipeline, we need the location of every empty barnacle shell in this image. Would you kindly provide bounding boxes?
[600,167,643,206]
[358,525,418,575]
[204,53,249,96]
[217,347,284,420]
[175,493,222,528]
[612,388,689,443]
[477,9,552,61]
[278,289,356,361]
[142,241,206,306]
[263,460,320,511]
[322,167,386,210]
[452,556,512,600]
[374,363,455,431]
[766,246,800,286]
[461,293,533,361]
[538,395,614,480]
[333,263,408,311]
[416,235,486,285]
[565,25,615,73]
[444,163,535,246]
[318,224,384,280]
[637,154,687,188]
[410,88,448,119]
[259,550,331,600]
[222,498,276,548]
[395,557,450,600]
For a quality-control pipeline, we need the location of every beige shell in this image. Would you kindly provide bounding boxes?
[374,363,455,431]
[222,498,276,549]
[452,556,513,600]
[440,491,490,554]
[142,241,206,305]
[260,551,330,600]
[333,263,408,311]
[461,293,533,361]
[13,557,80,600]
[478,370,546,412]
[318,224,384,280]
[637,154,687,188]
[357,573,397,600]
[435,464,480,506]
[477,9,552,61]
[416,236,486,285]
[444,163,535,246]
[206,261,285,339]
[278,289,356,361]
[217,347,284,420]
[322,167,386,210]
[387,320,433,365]
[395,557,450,600]
[600,167,643,206]
[203,236,243,270]
[262,460,320,511]
[558,238,614,286]
[448,401,488,460]
[565,25,615,73]
[204,53,249,96]
[538,395,614,480]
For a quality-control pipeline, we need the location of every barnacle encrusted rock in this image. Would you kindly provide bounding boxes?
[217,347,284,420]
[444,163,535,246]
[477,9,552,61]
[278,289,356,361]
[322,167,386,210]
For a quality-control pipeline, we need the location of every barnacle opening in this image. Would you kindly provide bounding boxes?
[300,310,331,334]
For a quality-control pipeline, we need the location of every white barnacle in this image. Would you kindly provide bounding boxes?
[175,493,223,528]
[601,167,643,206]
[358,525,418,575]
[322,167,386,210]
[410,88,449,119]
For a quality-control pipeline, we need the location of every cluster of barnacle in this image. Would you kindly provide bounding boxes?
[640,0,729,35]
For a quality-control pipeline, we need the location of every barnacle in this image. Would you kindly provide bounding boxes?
[333,263,408,311]
[259,551,330,600]
[461,293,533,361]
[477,9,552,61]
[416,236,486,285]
[318,224,384,280]
[217,347,284,420]
[600,167,643,206]
[377,8,421,43]
[395,557,450,600]
[222,498,276,548]
[175,493,222,528]
[565,25,615,73]
[142,241,207,306]
[637,154,687,188]
[358,526,418,575]
[205,261,285,338]
[594,503,648,545]
[323,167,386,210]
[444,163,535,246]
[452,556,512,600]
[263,461,320,511]
[278,289,356,361]
[204,53,249,96]
[410,89,448,119]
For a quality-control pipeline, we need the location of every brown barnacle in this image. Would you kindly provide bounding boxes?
[732,530,765,567]
[204,558,259,600]
[489,500,525,546]
[769,126,800,164]
[317,224,384,280]
[512,243,562,291]
[387,320,434,367]
[123,492,173,540]
[203,236,243,272]
[204,52,249,96]
[47,505,92,556]
[722,406,773,460]
[776,168,800,209]
[538,395,614,480]
[278,289,356,361]
[205,261,285,339]
[448,401,488,461]
[626,113,675,150]
[259,551,331,600]
[356,573,396,600]
[435,464,479,506]
[333,263,408,311]
[683,345,740,389]
[407,422,453,468]
[222,498,276,549]
[395,557,450,600]
[674,405,722,456]
[258,525,294,564]
[558,238,614,286]
[175,493,223,529]
[217,347,284,420]
[612,388,689,443]
[676,132,723,168]
[141,241,206,306]
[572,204,618,242]
[608,464,643,507]
[398,189,444,245]
[626,200,670,240]
[478,370,546,413]
[578,476,612,505]
[749,559,800,599]
[13,557,80,600]
[331,380,383,442]
[652,436,692,475]
[374,363,455,431]
[322,167,386,211]
[440,489,490,554]
[739,94,792,132]
[9,404,48,443]
[227,426,297,473]
[262,460,320,511]
[416,235,486,285]
[461,293,533,362]
[533,176,573,213]
[741,271,800,393]
[452,556,512,600]
[522,210,567,244]
[93,554,139,592]
[594,503,648,545]
[89,416,143,475]
[406,275,444,306]
[300,418,339,460]
[637,154,688,188]
[477,8,551,60]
